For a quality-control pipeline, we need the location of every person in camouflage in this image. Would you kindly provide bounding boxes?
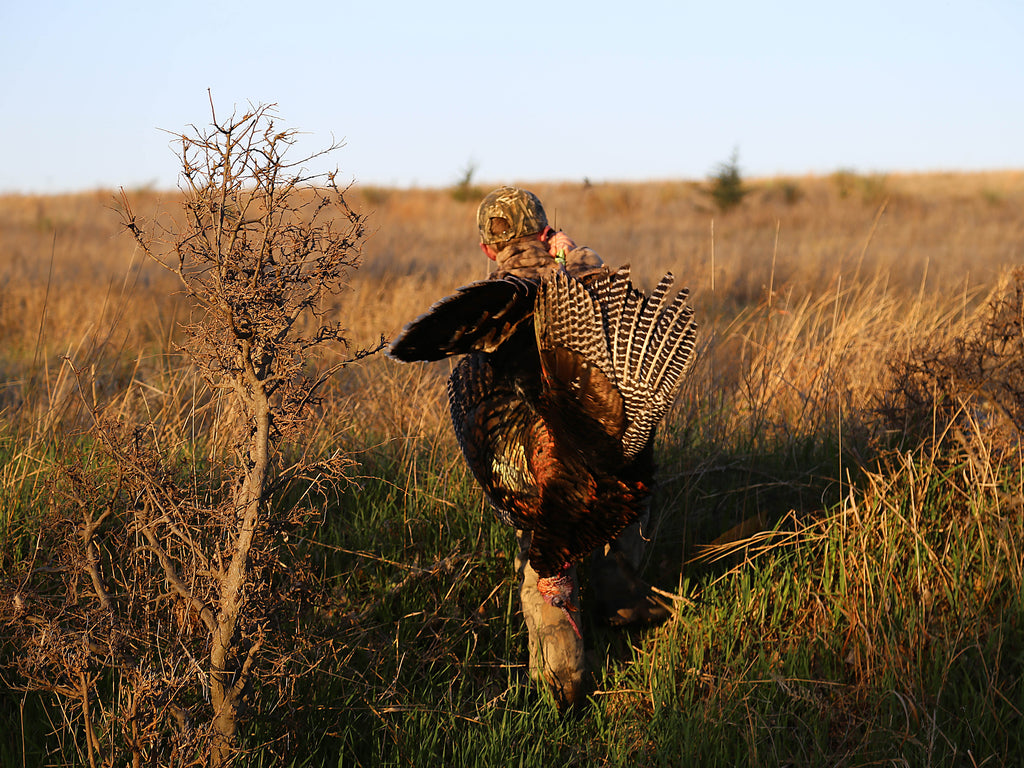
[475,186,670,706]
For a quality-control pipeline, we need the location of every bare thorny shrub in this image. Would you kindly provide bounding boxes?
[3,101,383,766]
[881,267,1024,462]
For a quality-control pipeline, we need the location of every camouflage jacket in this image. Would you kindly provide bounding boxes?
[489,240,607,283]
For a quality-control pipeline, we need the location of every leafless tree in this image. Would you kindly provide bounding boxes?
[5,98,383,766]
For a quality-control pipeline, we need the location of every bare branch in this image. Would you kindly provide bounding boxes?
[81,508,115,613]
[138,523,217,634]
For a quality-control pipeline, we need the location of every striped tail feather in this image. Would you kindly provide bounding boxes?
[613,271,697,458]
[612,279,645,402]
[637,278,696,393]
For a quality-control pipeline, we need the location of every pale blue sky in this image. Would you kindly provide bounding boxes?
[2,0,1021,193]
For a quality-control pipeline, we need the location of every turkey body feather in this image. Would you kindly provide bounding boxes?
[390,266,697,579]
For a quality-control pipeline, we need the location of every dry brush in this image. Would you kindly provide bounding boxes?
[4,100,383,766]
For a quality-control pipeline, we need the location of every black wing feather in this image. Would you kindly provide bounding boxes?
[389,276,537,362]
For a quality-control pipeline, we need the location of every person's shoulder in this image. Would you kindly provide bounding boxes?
[492,241,553,280]
[564,246,605,279]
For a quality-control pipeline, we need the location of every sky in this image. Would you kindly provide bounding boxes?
[2,0,1022,193]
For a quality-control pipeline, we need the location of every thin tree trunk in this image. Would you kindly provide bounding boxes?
[80,671,99,768]
[210,366,271,767]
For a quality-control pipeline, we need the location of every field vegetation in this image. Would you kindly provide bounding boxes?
[2,161,1023,765]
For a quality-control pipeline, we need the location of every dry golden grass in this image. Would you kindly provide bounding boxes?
[2,170,1022,446]
[2,171,1019,351]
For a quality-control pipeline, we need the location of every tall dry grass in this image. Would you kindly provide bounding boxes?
[3,171,1021,565]
[2,170,1020,577]
[3,171,1021,379]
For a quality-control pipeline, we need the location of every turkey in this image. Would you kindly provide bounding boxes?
[390,265,697,634]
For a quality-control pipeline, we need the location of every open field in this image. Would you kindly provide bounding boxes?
[2,170,1024,765]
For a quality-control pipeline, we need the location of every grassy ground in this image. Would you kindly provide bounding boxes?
[2,171,1023,765]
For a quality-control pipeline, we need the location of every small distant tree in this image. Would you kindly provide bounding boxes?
[6,98,383,766]
[831,167,858,199]
[707,148,749,212]
[450,160,482,203]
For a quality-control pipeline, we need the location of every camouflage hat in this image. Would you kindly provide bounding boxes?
[477,186,548,245]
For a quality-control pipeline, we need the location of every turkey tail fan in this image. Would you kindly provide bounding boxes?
[534,271,626,463]
[389,276,537,362]
[535,270,614,380]
[535,268,697,461]
[615,271,697,459]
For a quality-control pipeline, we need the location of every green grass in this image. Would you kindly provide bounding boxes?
[220,416,1022,767]
[5,337,1024,767]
